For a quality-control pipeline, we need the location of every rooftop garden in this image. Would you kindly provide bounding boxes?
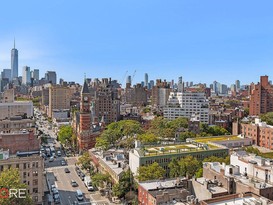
[193,135,240,143]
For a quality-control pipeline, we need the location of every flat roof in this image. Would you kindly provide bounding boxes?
[194,135,241,143]
[142,142,224,156]
[139,179,179,190]
[205,196,264,205]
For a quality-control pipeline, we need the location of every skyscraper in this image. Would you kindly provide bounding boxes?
[126,75,132,85]
[235,80,240,92]
[1,69,11,82]
[32,69,39,80]
[45,71,57,84]
[22,66,31,85]
[11,39,18,79]
[178,76,183,92]
[144,73,148,87]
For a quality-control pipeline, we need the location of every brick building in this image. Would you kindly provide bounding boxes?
[249,76,273,116]
[0,130,40,154]
[240,118,273,149]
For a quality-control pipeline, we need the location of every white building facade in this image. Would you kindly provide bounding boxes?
[163,91,209,123]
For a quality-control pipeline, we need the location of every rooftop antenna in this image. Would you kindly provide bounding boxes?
[84,73,86,80]
[14,38,15,49]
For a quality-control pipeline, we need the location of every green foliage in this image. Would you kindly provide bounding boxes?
[57,125,73,144]
[260,112,273,126]
[179,131,197,141]
[203,156,230,165]
[112,170,135,198]
[77,152,91,170]
[96,120,143,148]
[91,173,110,188]
[137,162,165,182]
[178,156,200,178]
[0,168,33,205]
[168,155,229,179]
[137,133,159,143]
[244,146,273,159]
[143,107,151,113]
[149,117,188,138]
[195,168,203,178]
[168,158,180,178]
[95,137,110,151]
[201,124,229,136]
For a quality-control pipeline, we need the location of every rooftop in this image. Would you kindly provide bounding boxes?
[139,179,181,190]
[140,142,224,157]
[193,135,241,143]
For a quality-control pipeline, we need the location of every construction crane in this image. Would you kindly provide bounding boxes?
[120,70,128,86]
[131,70,136,85]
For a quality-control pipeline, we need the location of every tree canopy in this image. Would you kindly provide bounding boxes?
[77,152,91,170]
[91,173,110,189]
[0,168,33,205]
[136,162,165,182]
[96,120,143,149]
[260,112,273,126]
[57,125,73,144]
[112,170,136,198]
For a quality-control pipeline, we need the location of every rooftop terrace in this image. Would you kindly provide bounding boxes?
[193,135,241,143]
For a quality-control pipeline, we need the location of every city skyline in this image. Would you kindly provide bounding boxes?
[1,1,273,85]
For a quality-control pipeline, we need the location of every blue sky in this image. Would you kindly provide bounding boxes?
[0,0,273,86]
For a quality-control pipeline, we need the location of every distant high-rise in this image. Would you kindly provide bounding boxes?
[45,71,57,84]
[235,80,240,92]
[22,66,31,85]
[11,39,18,79]
[150,80,154,88]
[1,69,11,82]
[144,73,148,87]
[32,69,39,80]
[178,76,183,92]
[126,75,132,85]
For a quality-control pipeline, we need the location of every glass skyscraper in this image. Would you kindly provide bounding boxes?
[11,40,18,79]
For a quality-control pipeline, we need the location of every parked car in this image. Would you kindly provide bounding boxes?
[61,160,66,166]
[64,168,70,173]
[49,156,54,162]
[71,180,78,187]
[80,172,85,181]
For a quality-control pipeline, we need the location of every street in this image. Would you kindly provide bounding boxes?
[35,108,113,205]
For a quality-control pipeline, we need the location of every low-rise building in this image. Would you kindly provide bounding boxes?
[129,141,228,177]
[202,151,273,200]
[0,101,33,120]
[241,118,273,150]
[89,148,128,184]
[0,130,40,154]
[138,179,192,205]
[0,150,44,204]
[200,192,273,205]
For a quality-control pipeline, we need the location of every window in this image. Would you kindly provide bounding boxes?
[33,171,38,177]
[33,179,38,186]
[33,188,38,193]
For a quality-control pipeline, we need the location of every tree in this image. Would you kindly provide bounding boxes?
[178,156,200,178]
[58,125,73,144]
[0,168,33,205]
[91,173,110,189]
[203,156,230,165]
[136,162,165,182]
[179,131,196,141]
[77,152,91,170]
[169,117,188,130]
[260,112,273,126]
[168,158,180,178]
[137,133,159,143]
[112,170,135,198]
[95,137,110,151]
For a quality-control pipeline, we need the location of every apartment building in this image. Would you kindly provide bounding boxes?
[89,148,127,184]
[241,118,273,149]
[138,179,192,205]
[249,75,273,116]
[151,79,171,108]
[124,83,147,106]
[163,91,209,123]
[0,129,40,154]
[0,150,44,204]
[0,117,35,133]
[94,78,120,125]
[48,85,71,118]
[0,101,33,120]
[202,151,273,200]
